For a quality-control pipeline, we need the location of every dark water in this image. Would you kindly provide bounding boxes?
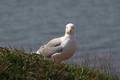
[0,0,120,72]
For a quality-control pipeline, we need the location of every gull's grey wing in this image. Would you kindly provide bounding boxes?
[46,37,62,47]
[37,45,63,57]
[36,37,63,57]
[46,45,63,57]
[38,44,63,57]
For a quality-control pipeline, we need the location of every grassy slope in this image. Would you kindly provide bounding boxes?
[0,47,118,80]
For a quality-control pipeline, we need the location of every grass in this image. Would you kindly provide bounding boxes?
[0,47,118,80]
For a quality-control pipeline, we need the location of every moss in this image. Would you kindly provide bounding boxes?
[0,47,118,80]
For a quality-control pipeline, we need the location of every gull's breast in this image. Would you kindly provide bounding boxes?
[61,38,76,53]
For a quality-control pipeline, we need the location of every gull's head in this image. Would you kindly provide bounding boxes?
[65,23,75,35]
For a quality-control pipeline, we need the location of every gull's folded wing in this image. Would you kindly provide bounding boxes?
[46,38,62,47]
[36,37,63,57]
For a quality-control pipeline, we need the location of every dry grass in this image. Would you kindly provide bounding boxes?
[0,47,118,80]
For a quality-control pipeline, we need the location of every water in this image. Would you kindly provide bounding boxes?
[0,0,120,72]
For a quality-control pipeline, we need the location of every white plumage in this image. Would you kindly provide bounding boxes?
[36,23,77,63]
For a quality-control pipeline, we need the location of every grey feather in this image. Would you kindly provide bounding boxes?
[37,37,63,57]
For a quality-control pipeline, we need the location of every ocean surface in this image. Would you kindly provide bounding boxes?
[0,0,120,73]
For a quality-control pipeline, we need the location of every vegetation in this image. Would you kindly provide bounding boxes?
[0,47,118,80]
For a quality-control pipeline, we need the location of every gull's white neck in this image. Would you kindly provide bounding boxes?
[60,33,76,43]
[64,33,75,39]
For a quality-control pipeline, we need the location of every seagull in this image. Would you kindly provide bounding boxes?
[36,23,77,63]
